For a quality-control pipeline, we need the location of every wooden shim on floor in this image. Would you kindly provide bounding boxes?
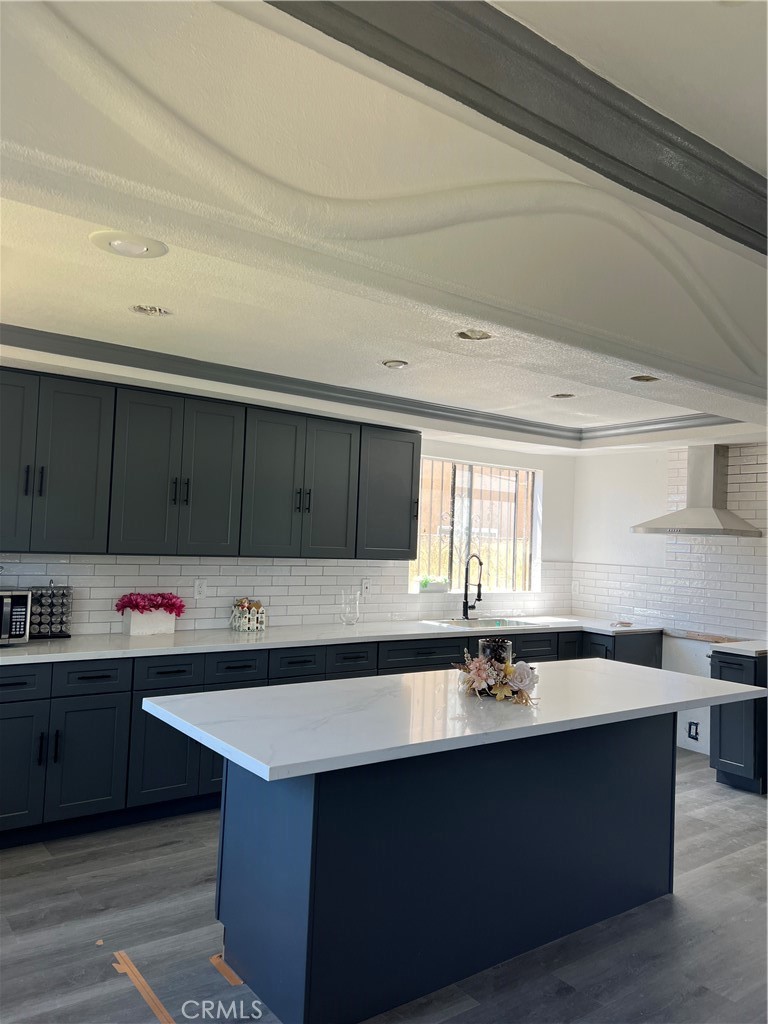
[210,952,244,986]
[112,949,174,1024]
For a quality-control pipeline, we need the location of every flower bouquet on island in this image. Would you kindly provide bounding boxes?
[455,639,539,705]
[115,592,186,636]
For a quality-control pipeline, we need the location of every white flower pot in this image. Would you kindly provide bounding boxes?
[122,609,176,636]
[421,582,449,593]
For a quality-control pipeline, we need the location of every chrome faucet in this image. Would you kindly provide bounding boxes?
[462,554,483,620]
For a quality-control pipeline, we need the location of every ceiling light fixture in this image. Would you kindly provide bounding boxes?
[130,305,173,317]
[90,230,169,258]
[382,359,409,369]
[630,374,660,382]
[455,329,492,340]
[550,393,575,399]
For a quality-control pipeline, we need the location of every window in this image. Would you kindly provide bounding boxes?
[411,458,538,592]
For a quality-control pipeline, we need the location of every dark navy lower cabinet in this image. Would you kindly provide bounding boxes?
[43,692,131,822]
[0,700,49,831]
[557,633,582,661]
[0,663,52,704]
[581,631,662,669]
[378,638,467,674]
[710,653,766,794]
[127,687,203,807]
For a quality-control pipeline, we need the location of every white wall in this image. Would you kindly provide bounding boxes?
[662,636,713,754]
[572,449,667,568]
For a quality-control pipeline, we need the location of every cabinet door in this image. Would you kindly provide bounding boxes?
[614,633,663,669]
[44,693,130,822]
[582,633,614,660]
[30,377,115,553]
[709,655,760,780]
[127,687,203,806]
[240,408,306,557]
[0,370,38,551]
[0,700,49,832]
[356,426,421,560]
[557,633,582,661]
[177,399,245,556]
[302,418,360,558]
[109,389,184,555]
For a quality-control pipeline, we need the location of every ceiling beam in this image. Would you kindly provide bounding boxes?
[269,0,766,254]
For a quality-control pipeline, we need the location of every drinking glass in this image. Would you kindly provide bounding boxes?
[340,588,361,625]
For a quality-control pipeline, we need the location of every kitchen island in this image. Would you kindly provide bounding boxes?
[144,659,765,1024]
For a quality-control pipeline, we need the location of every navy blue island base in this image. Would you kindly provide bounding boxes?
[215,713,677,1024]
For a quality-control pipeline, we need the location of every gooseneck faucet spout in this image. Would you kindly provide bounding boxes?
[462,554,484,620]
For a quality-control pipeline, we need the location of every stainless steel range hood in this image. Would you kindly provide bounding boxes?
[631,445,762,537]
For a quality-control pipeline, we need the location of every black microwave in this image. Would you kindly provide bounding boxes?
[0,590,31,645]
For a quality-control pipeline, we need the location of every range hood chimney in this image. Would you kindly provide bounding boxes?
[631,445,762,538]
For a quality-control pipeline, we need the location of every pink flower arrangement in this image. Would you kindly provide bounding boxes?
[115,592,186,617]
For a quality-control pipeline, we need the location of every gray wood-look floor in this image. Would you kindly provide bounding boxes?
[1,750,765,1024]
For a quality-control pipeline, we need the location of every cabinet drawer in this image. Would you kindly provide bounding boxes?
[512,634,558,660]
[133,654,204,690]
[0,663,52,703]
[52,659,132,697]
[326,643,377,676]
[204,650,268,686]
[268,647,326,680]
[377,638,466,673]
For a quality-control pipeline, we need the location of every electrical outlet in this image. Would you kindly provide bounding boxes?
[687,721,700,741]
[571,580,580,597]
[194,578,207,600]
[361,578,371,599]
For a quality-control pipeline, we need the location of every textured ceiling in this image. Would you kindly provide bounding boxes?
[0,1,765,445]
[494,0,768,174]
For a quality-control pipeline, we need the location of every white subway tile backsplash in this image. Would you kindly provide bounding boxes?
[573,444,766,640]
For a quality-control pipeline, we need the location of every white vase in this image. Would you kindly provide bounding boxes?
[123,609,176,636]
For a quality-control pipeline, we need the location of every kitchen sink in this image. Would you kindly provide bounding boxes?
[421,618,548,629]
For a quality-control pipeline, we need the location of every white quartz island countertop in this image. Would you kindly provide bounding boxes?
[143,659,765,782]
[0,615,659,665]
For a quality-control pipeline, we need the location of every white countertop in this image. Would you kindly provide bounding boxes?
[0,615,659,665]
[143,659,765,782]
[710,640,767,658]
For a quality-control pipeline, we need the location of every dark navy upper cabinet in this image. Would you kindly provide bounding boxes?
[241,412,360,559]
[710,652,766,794]
[240,408,306,557]
[109,389,184,555]
[177,399,245,556]
[302,418,360,559]
[0,373,115,554]
[43,692,130,822]
[30,377,115,554]
[356,426,421,560]
[0,370,38,552]
[0,700,49,831]
[110,390,244,556]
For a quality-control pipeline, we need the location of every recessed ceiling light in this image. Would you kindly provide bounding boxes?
[630,374,660,383]
[550,393,575,399]
[455,329,493,340]
[130,305,173,317]
[90,230,168,258]
[382,359,409,369]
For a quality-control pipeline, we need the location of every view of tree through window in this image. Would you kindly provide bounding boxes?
[411,458,537,592]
